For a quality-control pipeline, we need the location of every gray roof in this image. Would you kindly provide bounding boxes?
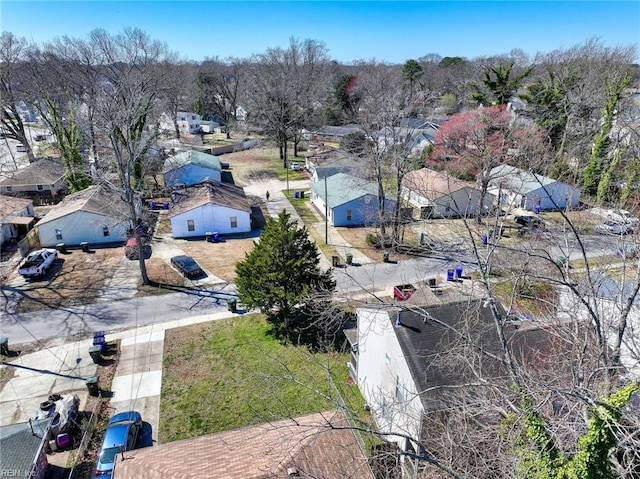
[0,194,32,220]
[316,125,364,138]
[489,164,558,194]
[311,173,379,208]
[162,150,222,174]
[0,418,52,473]
[315,157,366,180]
[0,158,65,186]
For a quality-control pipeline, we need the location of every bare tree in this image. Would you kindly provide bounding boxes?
[0,32,36,162]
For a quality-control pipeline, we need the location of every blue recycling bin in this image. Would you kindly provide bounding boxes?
[447,269,455,281]
[150,201,157,210]
[481,234,488,245]
[163,202,169,210]
[213,232,220,243]
[294,191,300,199]
[533,204,541,214]
[455,265,463,278]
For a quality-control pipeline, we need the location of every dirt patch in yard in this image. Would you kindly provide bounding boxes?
[178,236,258,282]
[8,246,129,313]
[220,147,282,186]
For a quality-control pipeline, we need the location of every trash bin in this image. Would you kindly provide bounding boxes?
[300,191,305,198]
[93,332,106,352]
[533,204,540,214]
[205,232,213,242]
[345,253,353,265]
[163,202,169,210]
[89,345,102,364]
[383,251,390,263]
[332,256,339,267]
[0,337,8,356]
[294,191,300,199]
[56,243,67,254]
[226,298,237,313]
[455,264,464,278]
[481,234,488,245]
[150,201,157,210]
[85,376,99,397]
[81,242,89,253]
[446,269,455,281]
[213,232,220,243]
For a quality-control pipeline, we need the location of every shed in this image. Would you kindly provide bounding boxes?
[0,418,53,479]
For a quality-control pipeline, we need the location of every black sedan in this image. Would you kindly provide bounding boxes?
[170,255,205,279]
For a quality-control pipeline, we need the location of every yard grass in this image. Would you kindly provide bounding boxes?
[159,314,367,443]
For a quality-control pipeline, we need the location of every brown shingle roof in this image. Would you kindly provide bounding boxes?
[37,184,128,225]
[0,194,32,219]
[112,411,373,479]
[169,180,251,217]
[0,158,65,186]
[403,168,478,200]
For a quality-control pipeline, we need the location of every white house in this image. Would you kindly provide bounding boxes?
[36,184,135,247]
[163,150,222,188]
[349,285,554,462]
[0,195,34,246]
[169,180,251,238]
[559,275,640,379]
[487,164,580,211]
[402,168,495,219]
[159,112,203,135]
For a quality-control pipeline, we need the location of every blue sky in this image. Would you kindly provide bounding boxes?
[1,1,638,63]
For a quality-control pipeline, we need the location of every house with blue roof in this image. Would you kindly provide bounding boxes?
[163,150,222,188]
[311,173,395,227]
[487,164,580,211]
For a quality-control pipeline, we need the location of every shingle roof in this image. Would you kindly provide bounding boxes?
[489,164,557,194]
[311,173,379,208]
[0,194,32,220]
[0,158,65,186]
[403,168,479,200]
[169,180,251,217]
[162,150,222,174]
[37,184,128,225]
[111,411,373,479]
[316,125,364,138]
[0,418,52,473]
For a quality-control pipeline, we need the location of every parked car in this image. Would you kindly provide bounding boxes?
[606,209,639,225]
[124,238,151,260]
[15,143,27,152]
[94,411,142,478]
[514,215,545,229]
[290,162,301,171]
[18,248,58,278]
[170,255,205,279]
[595,221,633,235]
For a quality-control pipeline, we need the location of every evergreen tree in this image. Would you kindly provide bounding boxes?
[235,211,335,334]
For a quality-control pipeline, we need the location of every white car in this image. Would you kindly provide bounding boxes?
[595,221,633,235]
[290,162,301,171]
[606,209,638,225]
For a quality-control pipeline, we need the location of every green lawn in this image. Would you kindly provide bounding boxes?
[159,314,366,443]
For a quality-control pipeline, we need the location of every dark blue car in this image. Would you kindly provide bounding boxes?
[94,411,142,478]
[170,255,205,279]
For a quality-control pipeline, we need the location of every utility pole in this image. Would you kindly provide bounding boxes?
[324,175,328,244]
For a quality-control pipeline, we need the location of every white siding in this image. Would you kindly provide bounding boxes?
[170,204,251,238]
[37,211,130,247]
[357,308,424,447]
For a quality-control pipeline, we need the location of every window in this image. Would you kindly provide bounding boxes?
[102,226,109,237]
[187,220,195,232]
[230,216,238,228]
[55,229,62,240]
[37,185,44,191]
[395,376,407,403]
[5,186,12,192]
[346,210,352,221]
